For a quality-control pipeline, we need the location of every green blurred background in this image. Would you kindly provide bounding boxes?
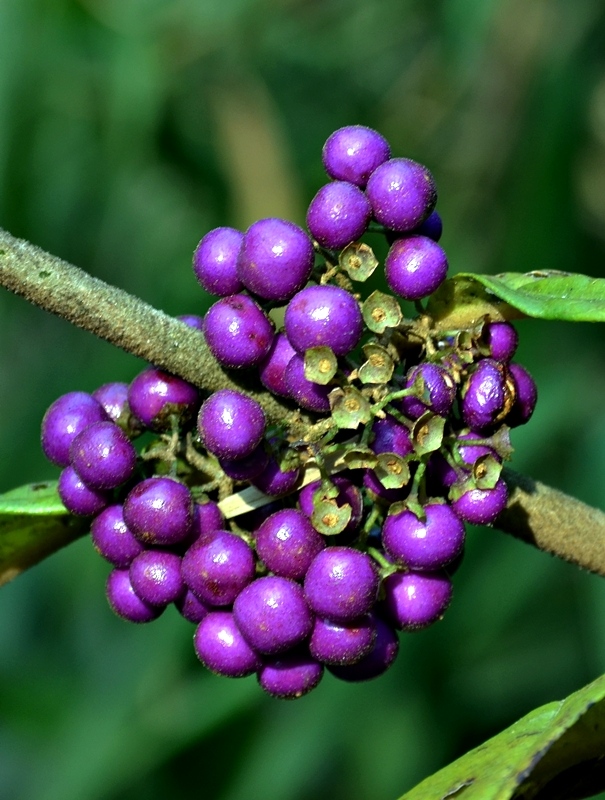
[1,1,605,798]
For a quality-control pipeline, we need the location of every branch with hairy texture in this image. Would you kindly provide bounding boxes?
[1,226,605,577]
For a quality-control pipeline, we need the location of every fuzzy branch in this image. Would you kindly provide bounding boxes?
[1,226,605,576]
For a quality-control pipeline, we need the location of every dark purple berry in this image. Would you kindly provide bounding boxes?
[385,235,448,300]
[382,571,452,630]
[258,650,323,699]
[369,414,414,457]
[175,589,211,623]
[328,614,399,682]
[181,531,255,606]
[70,420,137,490]
[258,333,296,398]
[306,181,371,249]
[252,458,301,497]
[506,363,538,427]
[400,362,456,419]
[198,389,266,461]
[202,294,274,369]
[219,444,269,482]
[178,314,205,331]
[237,218,314,302]
[309,615,376,665]
[284,353,332,413]
[461,359,509,432]
[106,568,163,623]
[322,125,391,188]
[366,158,437,232]
[194,611,261,677]
[382,502,465,571]
[413,210,443,242]
[255,509,325,580]
[193,227,244,297]
[284,284,363,357]
[58,466,110,516]
[91,504,144,567]
[483,321,518,362]
[304,547,379,622]
[129,550,185,606]
[233,576,313,654]
[128,367,200,431]
[92,382,142,437]
[451,477,508,525]
[123,476,193,546]
[41,391,108,467]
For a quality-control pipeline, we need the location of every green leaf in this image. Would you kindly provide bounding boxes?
[399,672,605,800]
[429,271,605,329]
[0,481,88,586]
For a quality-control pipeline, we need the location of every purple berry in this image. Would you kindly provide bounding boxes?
[483,321,518,362]
[70,420,137,490]
[41,391,108,467]
[258,333,296,398]
[366,157,437,232]
[506,363,538,427]
[413,210,443,242]
[178,314,205,331]
[181,531,255,606]
[284,353,332,413]
[192,501,224,544]
[451,477,508,525]
[129,550,185,606]
[175,589,211,623]
[255,509,325,580]
[309,615,376,665]
[284,284,363,357]
[382,571,452,630]
[237,218,314,302]
[322,125,391,188]
[193,227,244,297]
[382,502,465,571]
[219,444,269,482]
[461,358,508,432]
[123,476,193,546]
[91,504,144,567]
[306,181,371,249]
[252,458,302,497]
[370,414,414,457]
[194,611,261,677]
[304,547,379,622]
[400,362,456,419]
[385,235,448,301]
[128,367,200,431]
[92,382,142,437]
[202,294,274,369]
[58,466,110,516]
[258,650,323,699]
[198,389,266,461]
[233,576,313,654]
[328,614,399,682]
[106,568,163,623]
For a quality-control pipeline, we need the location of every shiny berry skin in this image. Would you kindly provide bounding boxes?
[91,504,144,568]
[382,571,452,630]
[322,125,391,188]
[461,359,509,432]
[193,226,244,297]
[451,477,508,525]
[194,611,261,678]
[369,414,414,458]
[507,363,538,427]
[258,651,323,699]
[106,568,163,623]
[70,420,137,490]
[304,547,379,622]
[252,459,301,497]
[400,362,456,419]
[258,333,296,398]
[237,218,314,302]
[175,589,211,624]
[203,294,274,369]
[484,321,518,362]
[328,614,399,682]
[306,181,371,249]
[92,382,142,437]
[181,531,255,606]
[284,353,332,413]
[382,502,465,571]
[41,391,108,467]
[198,389,266,461]
[233,576,313,655]
[385,235,448,300]
[123,476,193,546]
[309,615,376,665]
[128,550,184,607]
[128,367,200,431]
[255,509,325,580]
[284,284,363,357]
[58,466,110,516]
[366,157,437,232]
[218,444,269,482]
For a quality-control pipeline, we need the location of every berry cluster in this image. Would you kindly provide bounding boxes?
[41,125,537,699]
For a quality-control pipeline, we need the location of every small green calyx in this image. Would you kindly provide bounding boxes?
[304,346,338,385]
[311,500,352,535]
[339,242,379,282]
[374,453,411,489]
[329,386,372,429]
[412,412,446,455]
[358,343,395,385]
[362,290,403,334]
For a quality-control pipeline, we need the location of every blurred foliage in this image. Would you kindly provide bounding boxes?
[1,0,605,798]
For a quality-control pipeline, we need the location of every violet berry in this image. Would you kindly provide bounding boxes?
[306,181,371,249]
[258,650,324,699]
[198,389,266,461]
[304,547,379,622]
[382,502,465,571]
[254,509,325,580]
[284,284,363,357]
[41,391,108,467]
[194,611,261,678]
[91,504,144,568]
[202,294,274,369]
[106,568,163,624]
[123,476,193,546]
[309,615,376,666]
[328,614,399,682]
[193,227,244,297]
[366,157,437,232]
[128,367,200,431]
[322,125,391,188]
[385,235,448,301]
[70,420,137,490]
[129,550,185,606]
[181,531,255,606]
[382,571,452,630]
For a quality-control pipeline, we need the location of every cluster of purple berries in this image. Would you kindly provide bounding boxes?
[40,125,537,699]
